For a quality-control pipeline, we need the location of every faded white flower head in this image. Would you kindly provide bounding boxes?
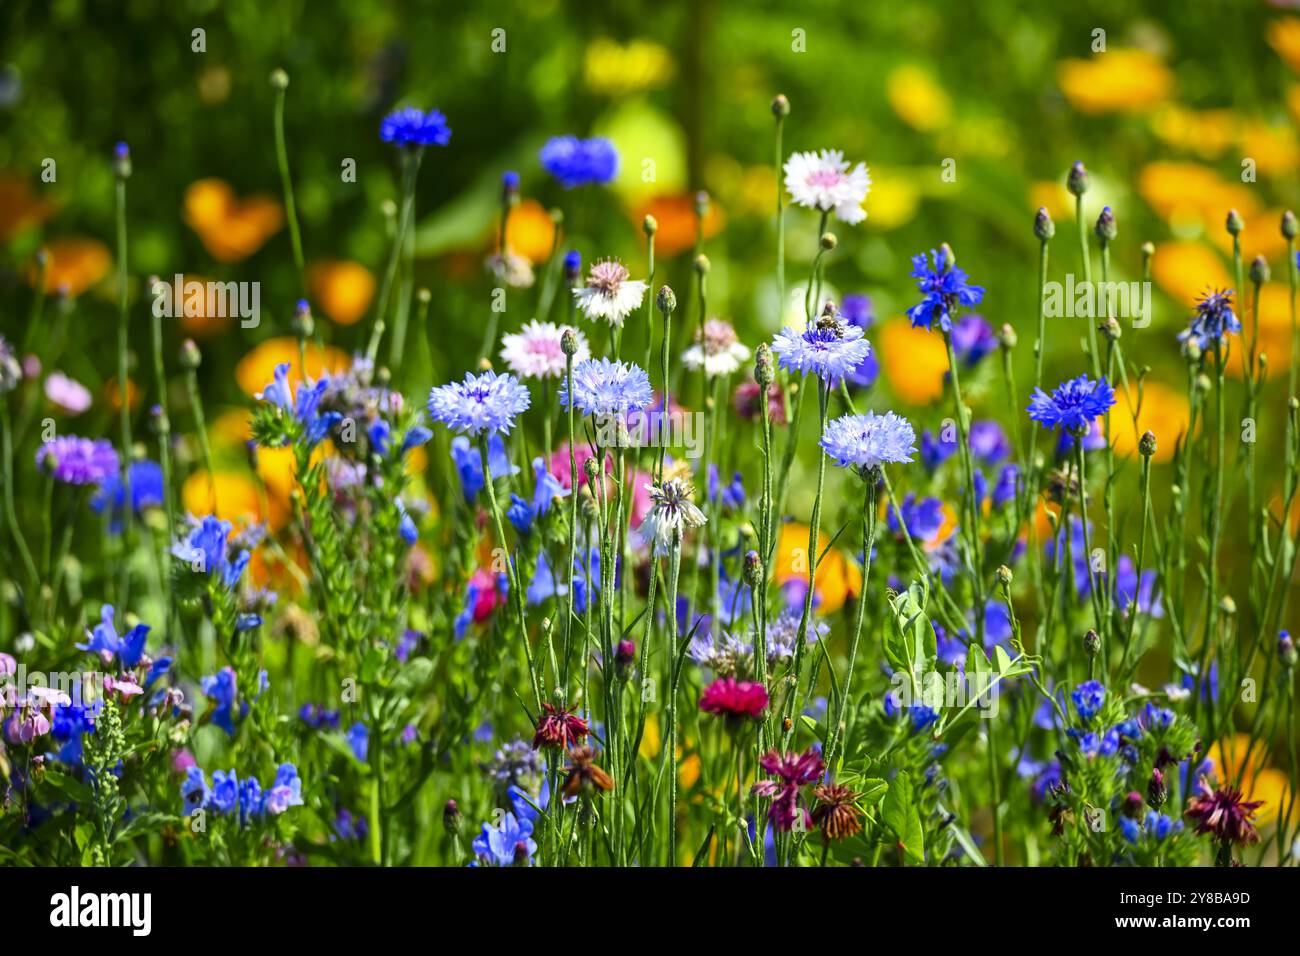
[500,320,590,380]
[485,248,535,289]
[681,319,752,378]
[783,149,870,225]
[636,477,707,556]
[573,259,648,327]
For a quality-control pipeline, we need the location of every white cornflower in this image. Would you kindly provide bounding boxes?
[636,477,706,556]
[681,319,752,378]
[500,321,590,380]
[783,149,870,225]
[573,259,647,327]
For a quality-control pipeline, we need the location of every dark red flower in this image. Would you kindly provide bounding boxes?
[751,747,825,832]
[532,703,590,750]
[699,677,768,721]
[1184,778,1264,847]
[812,783,863,841]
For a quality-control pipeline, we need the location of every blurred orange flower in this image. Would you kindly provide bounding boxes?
[184,178,283,262]
[1268,16,1300,72]
[772,521,862,615]
[181,469,266,528]
[0,174,54,244]
[308,260,375,326]
[879,318,948,405]
[1150,242,1232,309]
[30,237,111,297]
[1111,380,1192,463]
[1149,106,1237,159]
[235,337,350,397]
[1057,49,1173,114]
[629,194,724,258]
[503,199,558,264]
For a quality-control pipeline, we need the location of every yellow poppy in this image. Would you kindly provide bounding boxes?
[183,179,284,263]
[772,522,862,616]
[879,318,949,405]
[1111,380,1192,463]
[1268,16,1300,72]
[181,469,265,529]
[1150,242,1233,310]
[1029,181,1074,223]
[1148,106,1237,159]
[1057,49,1173,114]
[584,38,674,97]
[502,199,557,265]
[887,65,951,132]
[308,260,375,326]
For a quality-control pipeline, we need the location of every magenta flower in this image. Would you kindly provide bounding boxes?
[751,747,825,832]
[699,677,769,721]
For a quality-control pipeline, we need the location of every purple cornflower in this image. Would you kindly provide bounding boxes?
[428,370,531,436]
[539,136,618,189]
[968,420,1010,463]
[920,429,956,471]
[35,436,119,485]
[840,293,874,329]
[906,247,985,333]
[820,410,916,473]
[991,463,1019,508]
[380,107,451,148]
[558,358,652,418]
[950,314,996,365]
[772,306,872,385]
[1027,374,1116,433]
[1178,289,1239,351]
[887,494,945,542]
[751,747,825,833]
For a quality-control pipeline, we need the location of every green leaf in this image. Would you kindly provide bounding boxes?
[881,771,925,865]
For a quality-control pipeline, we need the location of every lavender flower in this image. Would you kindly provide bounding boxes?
[35,436,119,485]
[428,370,531,436]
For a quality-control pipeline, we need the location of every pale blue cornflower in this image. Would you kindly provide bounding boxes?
[820,410,917,473]
[428,370,531,436]
[772,307,871,385]
[558,358,652,418]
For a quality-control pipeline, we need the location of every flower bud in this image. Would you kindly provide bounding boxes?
[694,253,711,275]
[1034,207,1055,241]
[743,549,763,589]
[1280,630,1297,668]
[179,338,201,371]
[270,68,289,91]
[1122,790,1144,819]
[820,232,837,251]
[1219,595,1236,616]
[1250,255,1270,285]
[561,328,579,356]
[1148,768,1167,810]
[113,142,132,180]
[1226,209,1244,236]
[443,798,460,835]
[417,287,432,306]
[643,214,658,236]
[695,191,710,219]
[1066,160,1089,197]
[656,284,677,315]
[996,565,1013,588]
[1083,629,1100,657]
[563,250,582,282]
[755,342,774,388]
[292,299,314,339]
[1095,206,1117,242]
[1284,210,1299,240]
[771,93,790,119]
[1139,430,1157,458]
[501,170,520,205]
[1102,317,1121,341]
[614,639,636,682]
[1140,241,1154,260]
[583,457,600,482]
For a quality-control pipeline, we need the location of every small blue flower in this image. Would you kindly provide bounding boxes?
[820,409,916,472]
[429,370,531,436]
[471,811,536,866]
[991,464,1019,508]
[396,499,418,546]
[530,457,568,517]
[380,107,451,148]
[211,769,239,814]
[950,314,996,365]
[840,293,874,329]
[1177,289,1239,350]
[558,358,653,418]
[401,424,433,455]
[90,459,164,532]
[969,420,1011,464]
[239,777,263,825]
[887,494,944,542]
[906,248,985,333]
[450,434,517,501]
[506,494,534,535]
[920,429,956,471]
[263,763,304,815]
[173,515,251,590]
[1071,679,1106,723]
[1119,815,1141,844]
[181,766,209,815]
[539,136,618,189]
[347,722,369,763]
[76,604,149,668]
[1027,374,1116,433]
[201,667,240,736]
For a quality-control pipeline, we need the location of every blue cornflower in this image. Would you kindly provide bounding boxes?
[51,703,97,766]
[201,667,240,736]
[1027,374,1116,433]
[772,308,872,385]
[258,363,341,447]
[920,429,956,471]
[181,766,209,815]
[239,777,263,825]
[401,424,433,455]
[263,763,304,815]
[558,358,652,418]
[77,604,149,668]
[472,811,536,866]
[1177,289,1239,350]
[991,463,1019,508]
[531,457,568,517]
[368,419,391,454]
[507,494,534,535]
[840,293,874,329]
[451,434,517,501]
[820,409,916,472]
[950,314,996,365]
[210,769,239,815]
[347,722,369,763]
[1055,416,1107,458]
[707,465,746,510]
[429,370,531,436]
[396,499,418,545]
[90,459,164,532]
[887,494,945,542]
[539,135,618,189]
[968,420,1010,464]
[1115,555,1162,618]
[1071,679,1106,723]
[380,107,451,148]
[906,247,985,333]
[173,514,250,589]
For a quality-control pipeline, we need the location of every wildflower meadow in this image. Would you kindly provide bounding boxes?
[1,0,1298,909]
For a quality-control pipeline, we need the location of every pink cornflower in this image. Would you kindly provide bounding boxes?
[500,320,589,379]
[1184,778,1264,847]
[532,703,590,750]
[700,676,768,722]
[733,381,787,425]
[752,747,825,832]
[44,371,92,414]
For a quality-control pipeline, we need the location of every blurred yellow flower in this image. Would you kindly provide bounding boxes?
[1057,49,1173,114]
[503,199,557,264]
[772,522,861,615]
[1138,162,1257,234]
[183,178,283,262]
[584,39,673,97]
[210,407,253,449]
[1149,106,1237,159]
[639,714,660,760]
[235,337,350,397]
[166,273,234,338]
[1150,241,1232,309]
[1029,181,1073,223]
[1268,16,1300,72]
[887,65,951,131]
[182,469,265,529]
[879,318,949,405]
[1209,734,1295,826]
[308,260,375,326]
[864,169,919,231]
[30,237,111,297]
[1112,380,1191,463]
[1238,120,1300,175]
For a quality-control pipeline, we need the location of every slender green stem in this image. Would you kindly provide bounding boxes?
[273,81,307,295]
